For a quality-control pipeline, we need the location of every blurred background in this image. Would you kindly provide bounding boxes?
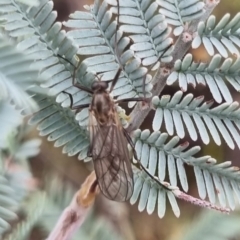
[3,0,240,240]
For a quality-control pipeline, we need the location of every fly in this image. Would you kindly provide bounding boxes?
[88,79,135,201]
[62,66,145,201]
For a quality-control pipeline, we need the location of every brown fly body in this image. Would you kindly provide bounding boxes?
[88,81,134,201]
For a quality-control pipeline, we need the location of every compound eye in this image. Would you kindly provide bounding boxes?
[91,81,99,91]
[100,81,108,90]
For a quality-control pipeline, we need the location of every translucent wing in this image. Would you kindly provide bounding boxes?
[89,111,133,202]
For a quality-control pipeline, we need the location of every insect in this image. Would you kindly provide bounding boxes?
[62,62,145,201]
[60,0,172,201]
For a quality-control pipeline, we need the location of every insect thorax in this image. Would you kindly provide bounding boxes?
[91,92,115,125]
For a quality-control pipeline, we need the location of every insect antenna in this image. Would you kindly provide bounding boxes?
[94,73,103,82]
[108,0,146,102]
[108,0,127,93]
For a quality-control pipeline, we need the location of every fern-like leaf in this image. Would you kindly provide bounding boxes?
[131,167,180,218]
[177,210,240,240]
[0,35,45,113]
[192,13,240,57]
[152,91,240,149]
[166,53,240,103]
[133,129,240,210]
[106,0,173,68]
[0,174,19,237]
[0,100,23,148]
[157,0,205,35]
[0,0,91,111]
[3,192,45,240]
[29,94,90,160]
[0,161,37,238]
[63,0,165,107]
[15,0,39,6]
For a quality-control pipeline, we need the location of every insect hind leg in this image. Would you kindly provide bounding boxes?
[122,128,138,160]
[123,129,170,191]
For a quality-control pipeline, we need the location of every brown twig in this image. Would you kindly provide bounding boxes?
[46,171,99,240]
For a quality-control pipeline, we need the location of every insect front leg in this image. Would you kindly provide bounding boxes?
[123,43,174,105]
[58,55,93,94]
[109,67,122,93]
[63,91,90,110]
[58,55,93,110]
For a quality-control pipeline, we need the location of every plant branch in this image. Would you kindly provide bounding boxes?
[127,0,220,132]
[46,171,99,240]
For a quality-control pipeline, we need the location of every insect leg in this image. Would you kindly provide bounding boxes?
[113,43,173,104]
[123,129,170,191]
[58,54,93,94]
[109,67,122,93]
[71,61,93,94]
[122,128,138,159]
[62,91,90,110]
[115,97,148,104]
[139,163,169,191]
[72,104,90,110]
[62,91,74,109]
[72,84,93,94]
[109,0,128,93]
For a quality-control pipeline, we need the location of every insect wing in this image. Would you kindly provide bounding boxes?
[89,112,134,202]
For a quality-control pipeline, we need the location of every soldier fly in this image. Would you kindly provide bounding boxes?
[60,0,172,201]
